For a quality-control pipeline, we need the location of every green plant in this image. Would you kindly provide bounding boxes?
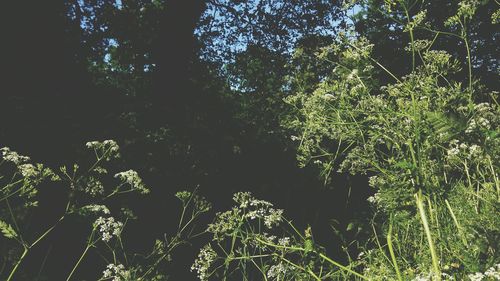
[192,191,367,280]
[282,0,499,279]
[0,141,210,280]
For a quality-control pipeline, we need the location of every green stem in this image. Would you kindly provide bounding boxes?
[445,199,467,246]
[6,247,28,281]
[255,237,368,280]
[463,34,473,103]
[66,244,92,281]
[387,222,402,281]
[415,191,440,280]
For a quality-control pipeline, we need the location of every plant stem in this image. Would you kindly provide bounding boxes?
[387,222,402,281]
[6,247,28,281]
[66,244,91,281]
[415,191,440,281]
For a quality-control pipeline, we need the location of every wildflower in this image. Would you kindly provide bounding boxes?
[86,140,120,159]
[484,263,500,279]
[264,208,283,228]
[405,39,431,52]
[102,263,131,281]
[1,147,30,165]
[114,170,149,194]
[175,191,192,203]
[81,204,110,215]
[468,272,484,281]
[94,217,123,242]
[86,140,119,152]
[207,208,241,240]
[84,177,105,196]
[478,117,491,128]
[278,237,290,247]
[347,69,358,81]
[93,166,108,174]
[249,198,273,208]
[18,163,37,178]
[468,144,482,157]
[194,195,212,213]
[191,244,217,281]
[233,191,253,208]
[267,263,288,279]
[474,102,491,112]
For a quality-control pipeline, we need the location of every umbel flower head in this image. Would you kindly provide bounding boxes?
[80,204,110,215]
[191,244,217,281]
[114,170,150,194]
[1,147,30,165]
[86,140,120,160]
[102,263,131,281]
[94,216,123,242]
[207,192,284,241]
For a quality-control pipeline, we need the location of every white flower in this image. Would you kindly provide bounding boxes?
[101,263,131,281]
[84,177,105,196]
[468,144,482,157]
[1,147,30,165]
[447,147,460,157]
[86,140,120,159]
[94,217,123,242]
[468,272,484,281]
[267,263,288,279]
[18,164,37,178]
[233,192,252,208]
[191,244,217,281]
[114,170,150,194]
[264,208,283,228]
[82,204,110,215]
[278,237,290,247]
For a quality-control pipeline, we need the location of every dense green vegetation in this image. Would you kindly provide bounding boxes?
[0,0,498,280]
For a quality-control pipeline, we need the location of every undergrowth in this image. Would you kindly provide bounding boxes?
[0,0,498,280]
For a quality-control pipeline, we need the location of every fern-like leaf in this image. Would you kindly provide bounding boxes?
[0,220,17,239]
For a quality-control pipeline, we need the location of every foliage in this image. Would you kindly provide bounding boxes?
[0,142,210,280]
[1,0,499,280]
[283,0,499,279]
[192,191,367,280]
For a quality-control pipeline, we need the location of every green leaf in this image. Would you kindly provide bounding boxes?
[393,160,414,170]
[0,220,17,239]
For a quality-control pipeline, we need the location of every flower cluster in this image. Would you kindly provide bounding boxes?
[191,244,217,281]
[232,192,283,228]
[267,262,289,280]
[446,140,484,163]
[468,263,500,281]
[1,147,30,165]
[465,102,497,135]
[17,163,58,183]
[94,217,123,242]
[102,263,131,281]
[81,204,110,215]
[175,191,192,203]
[86,140,120,160]
[114,170,150,194]
[83,176,105,196]
[207,208,241,241]
[445,0,479,27]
